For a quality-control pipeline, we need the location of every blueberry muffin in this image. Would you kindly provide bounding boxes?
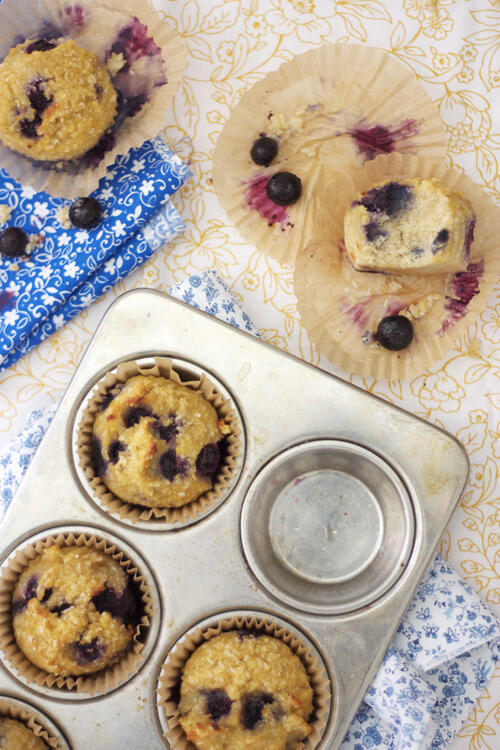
[178,631,314,750]
[12,545,141,677]
[344,178,475,275]
[0,38,117,161]
[92,375,229,509]
[0,718,47,750]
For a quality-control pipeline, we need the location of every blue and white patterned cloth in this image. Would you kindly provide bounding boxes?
[0,136,191,371]
[1,270,499,750]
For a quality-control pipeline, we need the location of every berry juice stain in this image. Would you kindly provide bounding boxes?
[441,260,484,333]
[244,174,290,228]
[0,291,15,312]
[350,119,419,160]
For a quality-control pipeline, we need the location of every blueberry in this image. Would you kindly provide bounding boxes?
[25,39,57,53]
[27,80,52,114]
[123,405,153,428]
[0,227,28,257]
[49,600,72,617]
[363,221,387,243]
[432,228,449,253]
[203,688,233,723]
[68,197,102,229]
[12,575,39,615]
[40,587,53,603]
[156,421,178,442]
[250,136,278,166]
[91,580,140,628]
[20,117,40,138]
[108,439,126,464]
[266,172,302,206]
[74,637,105,665]
[376,315,414,351]
[92,435,107,477]
[159,449,189,482]
[410,247,424,257]
[241,692,275,730]
[360,182,412,217]
[196,443,220,478]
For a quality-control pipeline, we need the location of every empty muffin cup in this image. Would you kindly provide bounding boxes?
[76,356,243,527]
[0,695,68,749]
[0,529,154,697]
[157,611,331,750]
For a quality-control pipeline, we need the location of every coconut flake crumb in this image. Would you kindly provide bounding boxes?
[25,233,44,255]
[0,205,12,224]
[404,294,441,320]
[106,52,126,76]
[56,205,72,229]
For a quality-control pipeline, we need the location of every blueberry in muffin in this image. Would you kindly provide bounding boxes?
[0,38,117,161]
[12,545,141,677]
[92,375,230,509]
[177,631,314,750]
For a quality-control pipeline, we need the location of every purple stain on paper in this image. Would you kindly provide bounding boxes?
[441,260,483,333]
[60,4,89,30]
[350,119,420,161]
[108,17,162,69]
[244,174,291,228]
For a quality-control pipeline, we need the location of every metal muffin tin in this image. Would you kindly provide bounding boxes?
[0,289,468,749]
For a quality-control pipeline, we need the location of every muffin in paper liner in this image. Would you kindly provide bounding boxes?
[157,613,331,750]
[0,697,62,749]
[212,43,447,267]
[0,531,153,696]
[76,357,242,525]
[0,0,187,197]
[294,152,500,381]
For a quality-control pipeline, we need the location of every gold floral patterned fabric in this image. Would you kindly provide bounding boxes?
[0,2,499,746]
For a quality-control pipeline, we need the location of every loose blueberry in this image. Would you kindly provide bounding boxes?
[68,197,102,229]
[74,637,105,666]
[196,443,220,478]
[108,439,126,464]
[432,228,449,253]
[241,692,275,730]
[363,221,387,243]
[25,39,57,53]
[266,172,302,206]
[360,182,412,217]
[203,688,233,723]
[0,227,28,257]
[376,315,414,351]
[250,136,278,166]
[123,405,153,428]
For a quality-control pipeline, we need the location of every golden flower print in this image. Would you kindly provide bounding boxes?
[139,260,160,287]
[37,325,78,365]
[486,588,500,604]
[470,409,488,423]
[216,40,235,63]
[421,7,453,40]
[495,705,500,724]
[410,372,466,412]
[261,329,288,351]
[439,90,490,153]
[0,394,16,432]
[481,306,500,343]
[242,271,260,292]
[456,65,474,84]
[403,0,426,20]
[456,410,488,453]
[490,424,500,458]
[431,47,454,71]
[459,42,478,63]
[267,0,332,44]
[461,559,484,574]
[244,13,269,39]
[468,463,484,490]
[489,70,500,87]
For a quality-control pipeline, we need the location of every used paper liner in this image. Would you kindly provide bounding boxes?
[294,152,500,381]
[77,357,242,524]
[0,0,187,197]
[0,531,153,696]
[158,613,331,750]
[213,43,447,267]
[0,698,61,748]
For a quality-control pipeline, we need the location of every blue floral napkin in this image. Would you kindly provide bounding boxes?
[1,269,499,750]
[0,136,191,372]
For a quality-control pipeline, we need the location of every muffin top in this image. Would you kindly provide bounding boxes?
[0,718,47,750]
[344,177,475,275]
[12,545,140,677]
[178,631,314,750]
[92,375,228,509]
[0,38,117,161]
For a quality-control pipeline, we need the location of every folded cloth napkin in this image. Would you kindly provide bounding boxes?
[0,135,191,372]
[1,269,499,750]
